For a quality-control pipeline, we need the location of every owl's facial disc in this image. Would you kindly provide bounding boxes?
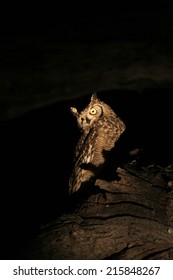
[77,105,103,131]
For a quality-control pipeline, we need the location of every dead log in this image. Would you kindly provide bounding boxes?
[22,162,173,260]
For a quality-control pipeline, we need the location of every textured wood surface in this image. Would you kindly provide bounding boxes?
[22,163,173,260]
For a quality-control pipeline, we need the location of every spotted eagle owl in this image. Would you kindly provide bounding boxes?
[69,93,126,194]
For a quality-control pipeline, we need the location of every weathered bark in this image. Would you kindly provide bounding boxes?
[22,162,173,260]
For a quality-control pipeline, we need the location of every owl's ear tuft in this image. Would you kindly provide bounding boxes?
[91,92,98,101]
[70,107,79,118]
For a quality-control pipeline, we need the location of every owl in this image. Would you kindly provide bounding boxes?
[69,92,126,194]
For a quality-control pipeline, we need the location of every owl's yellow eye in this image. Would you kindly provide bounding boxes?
[90,108,97,115]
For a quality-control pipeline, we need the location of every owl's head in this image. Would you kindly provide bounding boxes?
[70,92,114,132]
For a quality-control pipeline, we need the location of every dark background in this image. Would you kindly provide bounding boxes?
[0,4,173,259]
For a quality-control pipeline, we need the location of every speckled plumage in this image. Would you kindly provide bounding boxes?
[69,93,126,194]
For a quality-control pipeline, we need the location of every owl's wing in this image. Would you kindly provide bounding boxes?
[73,132,88,162]
[69,127,98,193]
